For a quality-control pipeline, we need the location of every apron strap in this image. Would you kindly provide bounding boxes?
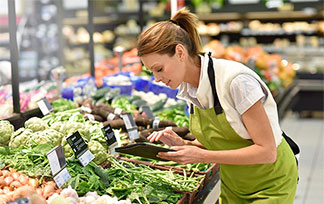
[207,52,223,115]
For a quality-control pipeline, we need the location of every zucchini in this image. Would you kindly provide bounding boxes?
[150,98,168,112]
[131,99,147,108]
[93,87,110,101]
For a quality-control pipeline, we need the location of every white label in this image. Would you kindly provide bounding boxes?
[107,113,116,121]
[128,129,139,141]
[47,150,61,176]
[114,108,123,115]
[37,98,52,115]
[86,114,95,121]
[53,167,71,188]
[153,117,160,129]
[123,115,133,130]
[79,150,95,167]
[81,106,92,113]
[109,142,118,156]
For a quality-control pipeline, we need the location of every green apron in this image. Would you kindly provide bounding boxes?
[189,106,298,203]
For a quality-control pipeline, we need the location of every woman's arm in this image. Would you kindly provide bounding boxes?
[158,99,277,165]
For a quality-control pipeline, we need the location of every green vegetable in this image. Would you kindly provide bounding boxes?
[0,120,14,146]
[25,117,48,132]
[9,128,33,149]
[52,98,78,113]
[27,129,63,147]
[93,87,111,101]
[88,140,107,165]
[150,98,168,112]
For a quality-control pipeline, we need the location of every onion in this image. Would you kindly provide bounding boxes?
[10,181,22,189]
[2,170,10,177]
[18,174,29,185]
[29,178,39,188]
[12,172,20,181]
[4,176,13,185]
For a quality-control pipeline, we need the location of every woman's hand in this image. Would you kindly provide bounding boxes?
[158,145,206,164]
[147,127,186,146]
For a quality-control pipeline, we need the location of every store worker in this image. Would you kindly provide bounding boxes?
[138,8,298,203]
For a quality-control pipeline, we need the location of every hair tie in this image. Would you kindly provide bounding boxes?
[169,19,179,26]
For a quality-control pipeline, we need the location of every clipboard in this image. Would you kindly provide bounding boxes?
[115,143,174,161]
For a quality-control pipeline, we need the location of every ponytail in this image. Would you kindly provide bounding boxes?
[137,8,202,58]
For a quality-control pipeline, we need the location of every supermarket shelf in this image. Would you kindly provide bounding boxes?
[197,10,324,21]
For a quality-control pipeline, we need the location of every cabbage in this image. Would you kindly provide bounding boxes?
[0,120,14,145]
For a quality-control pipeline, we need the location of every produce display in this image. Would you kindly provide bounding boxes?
[0,85,209,203]
[203,41,296,95]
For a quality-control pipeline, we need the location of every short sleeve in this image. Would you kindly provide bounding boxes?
[230,74,267,115]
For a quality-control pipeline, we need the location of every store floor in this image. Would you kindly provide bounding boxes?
[202,112,324,204]
[281,112,324,204]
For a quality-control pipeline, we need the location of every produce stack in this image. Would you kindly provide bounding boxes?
[0,86,213,203]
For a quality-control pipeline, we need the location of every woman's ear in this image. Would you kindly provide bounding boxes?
[175,44,186,61]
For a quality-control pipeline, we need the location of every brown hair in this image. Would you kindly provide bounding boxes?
[137,8,202,58]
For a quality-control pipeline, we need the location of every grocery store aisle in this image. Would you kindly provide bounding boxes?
[280,112,324,204]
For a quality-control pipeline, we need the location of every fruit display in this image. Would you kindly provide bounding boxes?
[203,40,296,94]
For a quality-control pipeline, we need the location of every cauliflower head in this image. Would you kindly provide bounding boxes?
[0,120,14,146]
[9,128,33,149]
[27,129,63,147]
[25,117,48,132]
[88,140,107,165]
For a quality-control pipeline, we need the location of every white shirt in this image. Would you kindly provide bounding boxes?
[177,54,282,146]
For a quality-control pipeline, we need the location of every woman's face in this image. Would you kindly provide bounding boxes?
[141,52,185,89]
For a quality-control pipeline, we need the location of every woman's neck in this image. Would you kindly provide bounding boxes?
[184,55,201,88]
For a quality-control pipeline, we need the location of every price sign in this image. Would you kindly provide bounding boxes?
[66,131,94,167]
[85,114,95,121]
[81,106,92,113]
[140,106,154,119]
[121,113,139,141]
[37,97,53,115]
[46,145,71,188]
[114,108,123,115]
[121,113,137,130]
[104,124,118,155]
[152,117,161,129]
[6,198,30,204]
[104,124,117,146]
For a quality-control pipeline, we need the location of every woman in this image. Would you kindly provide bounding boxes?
[137,8,298,204]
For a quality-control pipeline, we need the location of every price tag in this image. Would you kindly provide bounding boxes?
[121,113,139,141]
[46,145,71,188]
[140,106,154,119]
[6,198,30,204]
[121,113,137,130]
[81,106,92,113]
[104,124,117,146]
[128,129,139,141]
[107,113,116,121]
[86,114,95,121]
[114,108,123,115]
[104,124,118,155]
[66,131,94,166]
[152,117,160,129]
[37,97,53,115]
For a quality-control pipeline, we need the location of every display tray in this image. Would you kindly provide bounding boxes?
[114,155,206,204]
[117,155,220,187]
[115,142,175,161]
